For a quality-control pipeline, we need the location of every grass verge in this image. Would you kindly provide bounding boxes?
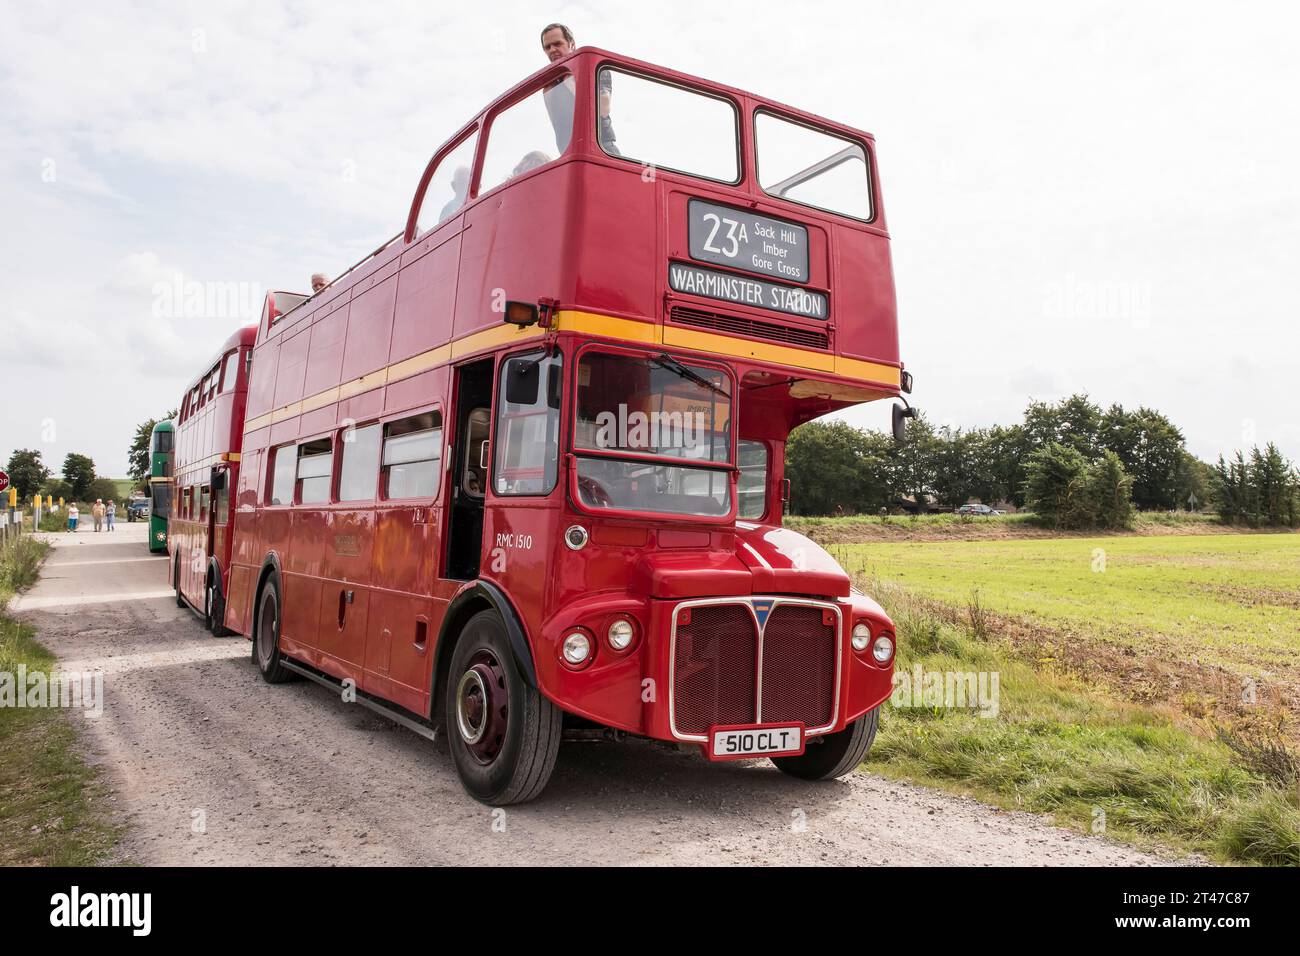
[861,575,1300,865]
[0,535,121,865]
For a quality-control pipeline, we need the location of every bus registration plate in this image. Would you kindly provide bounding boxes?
[708,724,804,760]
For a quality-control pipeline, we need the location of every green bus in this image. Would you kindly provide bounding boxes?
[148,419,174,554]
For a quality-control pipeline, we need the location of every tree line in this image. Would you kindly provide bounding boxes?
[786,393,1299,528]
[5,449,122,505]
[3,416,175,507]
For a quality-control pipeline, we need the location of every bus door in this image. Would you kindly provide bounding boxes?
[209,465,227,563]
[445,359,494,580]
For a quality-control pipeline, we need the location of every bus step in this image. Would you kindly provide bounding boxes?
[280,658,440,744]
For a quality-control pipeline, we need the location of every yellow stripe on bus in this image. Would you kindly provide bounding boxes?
[241,308,897,435]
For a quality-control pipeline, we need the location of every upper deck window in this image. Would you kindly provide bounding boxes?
[479,71,574,196]
[414,130,478,236]
[755,111,872,221]
[219,350,239,393]
[596,68,739,184]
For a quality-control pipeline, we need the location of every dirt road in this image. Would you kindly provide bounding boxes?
[15,525,1178,865]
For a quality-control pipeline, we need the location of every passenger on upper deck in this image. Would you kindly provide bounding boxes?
[310,273,329,294]
[512,151,551,177]
[539,22,617,155]
[438,165,470,221]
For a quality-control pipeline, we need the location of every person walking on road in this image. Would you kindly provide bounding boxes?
[67,502,79,532]
[106,499,116,531]
[92,499,106,532]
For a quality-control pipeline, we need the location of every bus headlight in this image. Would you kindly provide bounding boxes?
[872,634,895,664]
[607,618,635,650]
[851,623,872,652]
[562,631,592,666]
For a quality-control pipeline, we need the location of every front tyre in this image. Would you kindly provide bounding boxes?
[771,707,879,781]
[253,577,294,684]
[445,610,560,805]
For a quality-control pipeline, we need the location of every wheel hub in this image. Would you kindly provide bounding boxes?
[455,653,508,764]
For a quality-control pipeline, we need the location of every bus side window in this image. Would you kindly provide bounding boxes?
[220,350,239,393]
[381,411,442,499]
[337,423,382,502]
[200,484,210,522]
[296,438,334,504]
[737,439,769,519]
[269,443,296,505]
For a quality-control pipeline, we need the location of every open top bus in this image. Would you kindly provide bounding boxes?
[207,47,908,804]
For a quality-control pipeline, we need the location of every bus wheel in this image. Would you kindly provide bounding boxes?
[253,577,293,684]
[444,610,560,805]
[205,577,231,637]
[173,555,185,608]
[771,707,879,781]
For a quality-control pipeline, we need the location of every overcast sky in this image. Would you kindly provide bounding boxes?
[3,0,1297,478]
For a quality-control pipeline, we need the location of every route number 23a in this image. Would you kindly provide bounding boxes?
[702,212,748,258]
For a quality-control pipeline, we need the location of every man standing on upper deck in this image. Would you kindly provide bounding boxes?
[540,23,617,155]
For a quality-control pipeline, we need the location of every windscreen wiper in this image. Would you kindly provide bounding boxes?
[652,353,729,400]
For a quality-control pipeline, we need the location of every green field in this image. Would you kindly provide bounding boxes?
[824,531,1300,864]
[833,533,1300,683]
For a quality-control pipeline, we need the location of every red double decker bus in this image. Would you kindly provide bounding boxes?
[168,324,261,633]
[215,47,909,804]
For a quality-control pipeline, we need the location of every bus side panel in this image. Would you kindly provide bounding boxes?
[302,302,348,398]
[282,508,328,662]
[342,277,396,382]
[832,226,899,367]
[315,580,368,685]
[569,163,659,318]
[370,508,440,710]
[272,327,310,411]
[454,171,573,343]
[246,340,279,420]
[227,564,252,636]
[478,502,558,675]
[391,233,460,361]
[366,591,436,717]
[317,507,375,669]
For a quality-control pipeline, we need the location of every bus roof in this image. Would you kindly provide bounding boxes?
[180,325,257,395]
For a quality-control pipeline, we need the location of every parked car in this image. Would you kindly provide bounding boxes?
[126,499,150,522]
[956,503,995,516]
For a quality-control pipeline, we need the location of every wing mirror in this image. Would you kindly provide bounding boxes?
[892,402,917,443]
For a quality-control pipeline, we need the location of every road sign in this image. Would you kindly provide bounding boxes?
[0,470,9,494]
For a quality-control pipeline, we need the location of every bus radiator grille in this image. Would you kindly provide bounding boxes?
[673,604,757,735]
[671,601,838,737]
[759,605,836,728]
